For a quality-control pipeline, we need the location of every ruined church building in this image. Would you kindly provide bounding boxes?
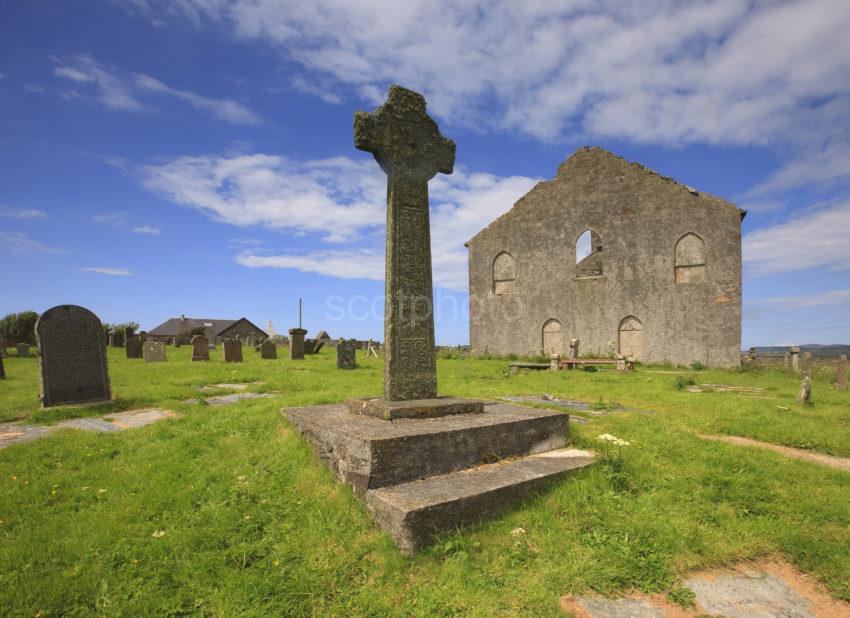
[466,148,745,367]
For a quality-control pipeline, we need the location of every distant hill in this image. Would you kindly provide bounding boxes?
[745,344,850,358]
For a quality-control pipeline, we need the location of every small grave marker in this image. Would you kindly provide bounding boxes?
[191,335,210,361]
[260,339,277,359]
[223,339,243,362]
[125,336,143,359]
[16,343,30,357]
[143,341,166,363]
[836,354,847,390]
[337,339,356,369]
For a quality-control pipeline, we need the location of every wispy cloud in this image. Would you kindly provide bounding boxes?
[0,231,62,254]
[752,289,850,308]
[79,267,133,276]
[146,151,538,290]
[0,206,50,219]
[92,212,130,226]
[743,200,850,277]
[227,237,264,248]
[132,225,161,235]
[53,54,260,124]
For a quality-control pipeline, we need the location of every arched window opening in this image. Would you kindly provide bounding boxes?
[542,319,564,356]
[493,251,517,295]
[674,233,706,283]
[576,229,603,277]
[618,316,644,360]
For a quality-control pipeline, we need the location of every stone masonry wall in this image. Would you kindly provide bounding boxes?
[467,148,742,367]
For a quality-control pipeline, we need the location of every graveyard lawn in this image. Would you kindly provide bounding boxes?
[1,348,849,616]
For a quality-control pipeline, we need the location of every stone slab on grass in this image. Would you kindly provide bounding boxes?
[685,570,814,618]
[56,417,122,432]
[367,448,594,554]
[569,596,665,617]
[105,409,178,429]
[205,392,275,406]
[0,423,51,448]
[700,434,850,473]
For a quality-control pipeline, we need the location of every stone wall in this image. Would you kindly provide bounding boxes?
[467,147,743,367]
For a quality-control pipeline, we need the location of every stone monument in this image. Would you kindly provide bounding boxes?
[836,354,847,391]
[0,355,5,380]
[35,305,111,407]
[337,339,356,369]
[289,328,306,360]
[223,339,243,362]
[283,86,593,553]
[125,336,143,359]
[569,338,580,359]
[17,343,30,357]
[138,331,148,343]
[191,335,210,361]
[790,346,800,373]
[802,351,813,378]
[260,339,277,360]
[143,341,166,363]
[797,376,812,405]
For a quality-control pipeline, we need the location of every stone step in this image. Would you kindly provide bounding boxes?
[283,402,569,492]
[366,448,595,553]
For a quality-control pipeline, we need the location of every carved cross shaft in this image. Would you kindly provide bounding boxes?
[354,85,456,401]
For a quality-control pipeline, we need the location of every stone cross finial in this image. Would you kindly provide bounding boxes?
[355,85,456,401]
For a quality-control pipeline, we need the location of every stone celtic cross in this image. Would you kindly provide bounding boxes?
[355,85,455,401]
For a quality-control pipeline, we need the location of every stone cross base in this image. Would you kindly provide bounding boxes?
[348,397,484,420]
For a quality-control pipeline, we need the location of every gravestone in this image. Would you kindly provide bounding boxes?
[289,328,306,360]
[260,339,277,359]
[836,355,847,391]
[223,339,243,363]
[16,343,30,357]
[191,335,210,361]
[143,341,166,363]
[797,376,812,405]
[174,337,181,348]
[138,331,148,343]
[0,355,5,379]
[790,347,800,373]
[784,351,790,369]
[0,343,7,358]
[569,338,580,359]
[109,331,124,348]
[747,347,757,362]
[549,353,561,370]
[354,85,455,402]
[802,351,813,378]
[125,336,143,359]
[35,305,111,407]
[337,339,356,369]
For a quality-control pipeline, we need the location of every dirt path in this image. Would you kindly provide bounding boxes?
[699,434,850,473]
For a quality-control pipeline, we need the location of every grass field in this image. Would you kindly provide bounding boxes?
[1,347,849,616]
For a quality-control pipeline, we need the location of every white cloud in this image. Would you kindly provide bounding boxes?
[0,231,61,254]
[92,212,130,226]
[0,206,49,219]
[141,153,386,242]
[140,0,850,147]
[133,225,162,235]
[235,249,384,281]
[743,200,850,277]
[54,54,259,124]
[752,289,850,308]
[79,267,133,276]
[147,151,539,290]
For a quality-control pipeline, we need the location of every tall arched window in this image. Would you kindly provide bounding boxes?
[493,251,516,295]
[576,229,603,277]
[674,233,706,283]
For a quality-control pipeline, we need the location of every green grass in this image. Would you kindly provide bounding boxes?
[1,347,849,616]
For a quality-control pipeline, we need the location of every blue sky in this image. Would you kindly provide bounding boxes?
[1,0,849,347]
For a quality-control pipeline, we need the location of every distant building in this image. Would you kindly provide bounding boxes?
[466,147,745,367]
[148,315,267,345]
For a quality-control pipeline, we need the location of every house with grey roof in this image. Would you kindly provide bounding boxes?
[148,315,268,345]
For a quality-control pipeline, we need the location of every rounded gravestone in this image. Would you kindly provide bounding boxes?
[191,335,210,361]
[36,305,111,408]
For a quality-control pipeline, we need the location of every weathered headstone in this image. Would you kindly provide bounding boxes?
[569,338,580,359]
[109,331,124,348]
[783,351,791,369]
[138,331,148,343]
[174,337,181,348]
[354,85,455,401]
[797,376,812,405]
[549,353,561,370]
[143,341,166,363]
[16,343,30,357]
[289,328,306,360]
[835,354,847,390]
[0,355,5,379]
[223,339,243,362]
[747,347,757,362]
[35,305,111,407]
[802,351,813,378]
[260,339,277,359]
[125,336,143,359]
[337,339,356,369]
[790,346,800,373]
[0,343,8,358]
[191,335,210,361]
